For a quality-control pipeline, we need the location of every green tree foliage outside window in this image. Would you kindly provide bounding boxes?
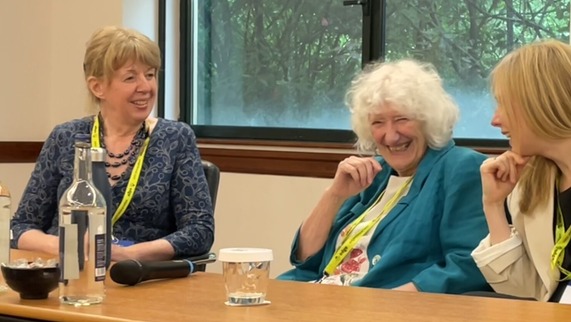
[190,0,569,140]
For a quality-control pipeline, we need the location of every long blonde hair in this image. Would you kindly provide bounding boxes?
[491,39,571,213]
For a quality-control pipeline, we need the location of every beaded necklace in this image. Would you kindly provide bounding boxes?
[97,114,148,182]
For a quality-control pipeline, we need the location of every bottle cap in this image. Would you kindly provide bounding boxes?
[74,133,91,148]
[90,148,106,162]
[74,133,91,143]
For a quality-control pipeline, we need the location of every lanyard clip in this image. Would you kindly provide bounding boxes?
[315,272,329,284]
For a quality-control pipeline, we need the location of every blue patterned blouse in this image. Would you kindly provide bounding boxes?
[11,117,214,258]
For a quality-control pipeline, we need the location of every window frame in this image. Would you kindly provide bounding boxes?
[172,0,509,177]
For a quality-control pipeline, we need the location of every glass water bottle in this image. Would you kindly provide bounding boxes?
[58,135,107,306]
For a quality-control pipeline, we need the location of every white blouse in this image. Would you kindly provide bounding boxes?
[318,175,412,286]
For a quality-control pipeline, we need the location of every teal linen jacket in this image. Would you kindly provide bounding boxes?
[277,141,491,294]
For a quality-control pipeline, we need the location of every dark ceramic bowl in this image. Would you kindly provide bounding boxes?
[1,264,59,299]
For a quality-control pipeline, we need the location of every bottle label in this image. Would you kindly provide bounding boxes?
[0,199,11,265]
[59,223,80,281]
[60,210,88,281]
[94,234,106,281]
[88,208,106,282]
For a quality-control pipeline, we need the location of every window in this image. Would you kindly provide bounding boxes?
[181,0,362,142]
[384,0,570,141]
[180,0,570,145]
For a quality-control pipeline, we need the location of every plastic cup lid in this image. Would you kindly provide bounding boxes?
[218,248,273,262]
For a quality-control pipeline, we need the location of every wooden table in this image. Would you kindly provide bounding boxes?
[1,251,571,321]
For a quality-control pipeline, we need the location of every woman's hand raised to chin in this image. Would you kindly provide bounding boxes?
[328,156,383,200]
[480,151,530,206]
[296,156,382,261]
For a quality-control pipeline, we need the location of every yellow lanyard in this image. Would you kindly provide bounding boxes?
[323,177,413,276]
[551,191,571,280]
[91,116,150,226]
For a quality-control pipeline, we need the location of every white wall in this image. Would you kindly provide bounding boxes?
[210,173,332,277]
[1,0,53,141]
[49,0,124,127]
[122,0,157,40]
[0,0,332,278]
[0,0,52,213]
[0,0,124,216]
[164,0,180,120]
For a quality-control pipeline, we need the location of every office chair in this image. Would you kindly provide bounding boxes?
[201,160,220,211]
[189,160,220,272]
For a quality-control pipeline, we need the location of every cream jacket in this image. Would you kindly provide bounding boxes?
[471,173,560,301]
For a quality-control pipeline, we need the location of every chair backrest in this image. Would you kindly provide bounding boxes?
[190,160,220,272]
[201,160,220,211]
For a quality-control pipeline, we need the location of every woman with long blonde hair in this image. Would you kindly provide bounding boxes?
[472,39,571,301]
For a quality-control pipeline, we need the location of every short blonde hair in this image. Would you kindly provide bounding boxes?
[491,39,571,213]
[83,26,161,106]
[346,59,459,153]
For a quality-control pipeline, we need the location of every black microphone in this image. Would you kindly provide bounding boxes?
[110,254,216,286]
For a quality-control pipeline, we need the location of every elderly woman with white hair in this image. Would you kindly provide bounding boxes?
[278,59,491,294]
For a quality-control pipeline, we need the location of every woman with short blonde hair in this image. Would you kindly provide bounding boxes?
[12,26,214,262]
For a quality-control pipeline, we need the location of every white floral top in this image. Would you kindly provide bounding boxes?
[319,175,411,286]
